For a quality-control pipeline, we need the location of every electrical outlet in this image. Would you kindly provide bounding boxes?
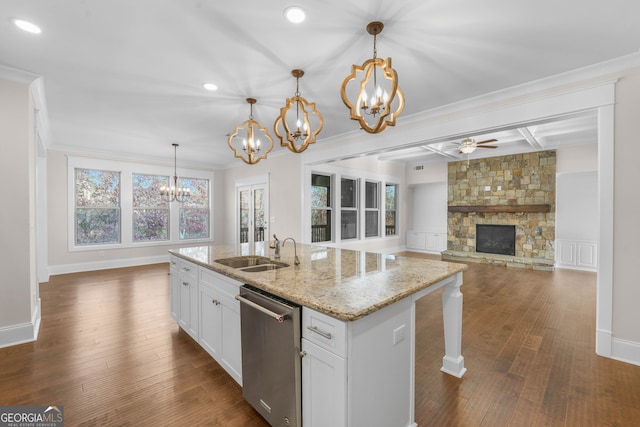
[393,324,406,346]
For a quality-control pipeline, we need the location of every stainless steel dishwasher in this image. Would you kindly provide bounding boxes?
[235,284,302,427]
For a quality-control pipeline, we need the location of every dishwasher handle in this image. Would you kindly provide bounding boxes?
[235,294,286,323]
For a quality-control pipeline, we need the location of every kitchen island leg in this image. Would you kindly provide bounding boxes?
[440,271,466,378]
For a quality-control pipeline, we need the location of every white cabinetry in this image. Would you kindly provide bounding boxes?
[177,259,199,340]
[407,230,447,252]
[199,268,243,385]
[169,258,179,321]
[302,308,347,427]
[302,298,415,427]
[169,255,243,385]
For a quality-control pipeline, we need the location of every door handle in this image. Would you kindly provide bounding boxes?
[235,294,286,323]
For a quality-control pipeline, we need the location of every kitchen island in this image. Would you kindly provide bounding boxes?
[170,243,467,427]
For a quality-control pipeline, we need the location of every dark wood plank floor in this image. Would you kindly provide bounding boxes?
[1,256,639,426]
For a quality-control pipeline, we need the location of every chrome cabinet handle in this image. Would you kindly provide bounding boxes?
[182,281,189,286]
[181,267,191,272]
[212,299,220,305]
[307,325,332,340]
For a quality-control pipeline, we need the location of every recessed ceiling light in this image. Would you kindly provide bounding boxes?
[284,6,306,24]
[202,82,218,91]
[12,18,42,34]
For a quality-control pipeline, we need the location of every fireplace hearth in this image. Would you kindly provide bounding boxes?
[476,224,515,256]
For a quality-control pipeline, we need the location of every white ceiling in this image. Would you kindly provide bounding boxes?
[1,0,638,168]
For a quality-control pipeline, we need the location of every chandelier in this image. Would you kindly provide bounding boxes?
[340,21,405,134]
[274,69,324,153]
[227,98,274,165]
[160,143,190,203]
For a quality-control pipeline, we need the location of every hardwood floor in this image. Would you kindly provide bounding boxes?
[1,257,639,426]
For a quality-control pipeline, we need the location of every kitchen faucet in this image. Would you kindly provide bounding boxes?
[270,234,280,258]
[282,237,300,265]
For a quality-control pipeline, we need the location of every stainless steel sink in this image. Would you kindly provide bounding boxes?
[240,261,289,273]
[214,256,289,272]
[214,256,272,268]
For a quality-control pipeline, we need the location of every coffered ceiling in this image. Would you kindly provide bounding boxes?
[1,1,638,168]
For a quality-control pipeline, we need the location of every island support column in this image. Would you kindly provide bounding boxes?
[440,271,466,377]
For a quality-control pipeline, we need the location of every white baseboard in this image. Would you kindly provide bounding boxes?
[0,298,41,349]
[610,337,640,367]
[48,255,170,276]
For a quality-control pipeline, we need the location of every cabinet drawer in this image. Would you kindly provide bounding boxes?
[178,259,197,281]
[302,307,347,358]
[200,268,242,298]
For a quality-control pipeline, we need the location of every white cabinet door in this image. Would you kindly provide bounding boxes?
[406,231,426,249]
[220,291,242,384]
[177,259,199,340]
[169,257,179,321]
[199,283,222,359]
[199,268,243,385]
[302,338,347,427]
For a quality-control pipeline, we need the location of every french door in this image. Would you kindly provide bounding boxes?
[237,182,269,248]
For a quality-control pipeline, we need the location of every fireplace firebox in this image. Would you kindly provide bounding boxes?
[476,224,516,256]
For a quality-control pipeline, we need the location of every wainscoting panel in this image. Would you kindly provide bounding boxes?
[556,240,598,271]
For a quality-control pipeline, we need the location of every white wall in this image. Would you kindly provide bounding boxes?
[556,171,598,241]
[411,182,447,232]
[217,152,303,245]
[0,78,37,344]
[613,67,640,346]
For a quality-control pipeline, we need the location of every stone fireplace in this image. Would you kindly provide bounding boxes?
[441,150,556,270]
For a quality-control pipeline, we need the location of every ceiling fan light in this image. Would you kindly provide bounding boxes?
[460,145,475,154]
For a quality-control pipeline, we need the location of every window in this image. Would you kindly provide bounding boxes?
[341,177,359,240]
[385,184,398,236]
[311,174,332,242]
[74,168,121,246]
[365,181,379,238]
[132,174,169,242]
[68,156,213,251]
[178,178,210,240]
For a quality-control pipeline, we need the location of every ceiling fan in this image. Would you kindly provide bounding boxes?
[458,137,498,154]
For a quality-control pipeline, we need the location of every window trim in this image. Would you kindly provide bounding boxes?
[385,183,399,237]
[304,164,400,246]
[67,156,214,251]
[364,180,380,238]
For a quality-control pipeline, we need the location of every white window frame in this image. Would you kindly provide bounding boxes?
[385,183,399,237]
[303,163,399,246]
[340,176,359,241]
[67,156,214,251]
[310,172,334,243]
[364,180,380,238]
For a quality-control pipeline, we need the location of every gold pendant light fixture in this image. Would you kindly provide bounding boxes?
[227,98,274,165]
[274,69,324,153]
[340,21,405,134]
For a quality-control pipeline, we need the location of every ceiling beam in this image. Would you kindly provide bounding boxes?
[420,144,461,160]
[518,127,543,150]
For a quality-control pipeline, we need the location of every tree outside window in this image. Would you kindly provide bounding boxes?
[385,184,398,236]
[75,168,121,245]
[311,174,332,243]
[132,174,169,241]
[179,177,210,240]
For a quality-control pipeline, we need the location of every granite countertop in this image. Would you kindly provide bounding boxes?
[170,243,466,322]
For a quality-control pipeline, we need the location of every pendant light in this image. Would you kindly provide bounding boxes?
[340,21,405,134]
[274,69,324,153]
[227,98,274,165]
[160,143,190,203]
